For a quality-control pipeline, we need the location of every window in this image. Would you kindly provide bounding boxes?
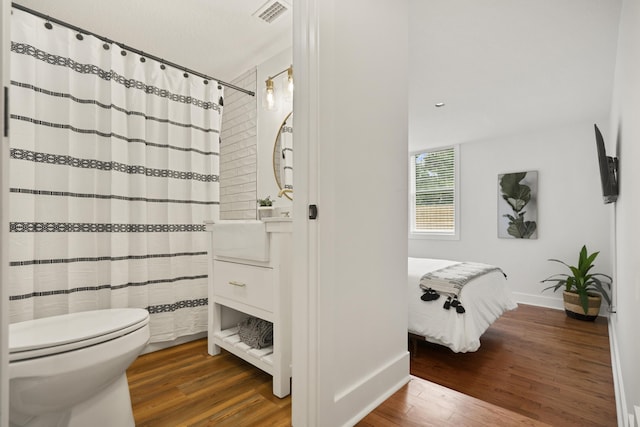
[409,145,459,239]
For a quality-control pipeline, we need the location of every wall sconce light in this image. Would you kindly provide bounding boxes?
[263,77,276,110]
[263,65,293,110]
[285,66,293,102]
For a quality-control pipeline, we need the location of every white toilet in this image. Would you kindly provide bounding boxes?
[9,308,150,427]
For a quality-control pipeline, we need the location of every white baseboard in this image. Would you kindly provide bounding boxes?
[513,292,612,318]
[608,315,629,427]
[141,331,207,355]
[512,292,564,310]
[335,351,411,427]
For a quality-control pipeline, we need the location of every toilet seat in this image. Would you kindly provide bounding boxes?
[9,308,150,362]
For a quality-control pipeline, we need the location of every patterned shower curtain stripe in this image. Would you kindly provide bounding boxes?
[9,274,209,301]
[9,8,221,342]
[8,148,218,183]
[11,80,220,135]
[8,188,218,205]
[8,250,209,267]
[9,116,220,156]
[10,42,221,109]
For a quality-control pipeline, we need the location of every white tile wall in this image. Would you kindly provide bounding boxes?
[219,68,258,220]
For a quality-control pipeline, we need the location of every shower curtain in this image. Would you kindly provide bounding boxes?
[8,8,221,342]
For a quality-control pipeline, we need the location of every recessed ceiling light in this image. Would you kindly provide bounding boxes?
[435,102,445,108]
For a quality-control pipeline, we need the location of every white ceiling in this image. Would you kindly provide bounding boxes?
[14,0,293,83]
[12,1,622,151]
[408,0,622,150]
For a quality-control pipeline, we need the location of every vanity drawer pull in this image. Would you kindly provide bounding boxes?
[228,280,246,287]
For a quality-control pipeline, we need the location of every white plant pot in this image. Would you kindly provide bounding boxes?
[258,207,274,220]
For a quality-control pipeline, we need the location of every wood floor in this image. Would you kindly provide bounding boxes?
[127,304,616,426]
[127,341,291,426]
[402,303,617,427]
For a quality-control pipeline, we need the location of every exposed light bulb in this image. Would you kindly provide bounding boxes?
[282,66,294,104]
[266,89,275,109]
[263,78,276,110]
[287,66,294,94]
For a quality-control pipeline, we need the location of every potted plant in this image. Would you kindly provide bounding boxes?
[541,245,612,321]
[257,196,274,219]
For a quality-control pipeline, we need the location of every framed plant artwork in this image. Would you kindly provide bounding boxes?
[498,171,538,239]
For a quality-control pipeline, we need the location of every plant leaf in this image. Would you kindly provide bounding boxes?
[578,291,590,314]
[589,277,612,305]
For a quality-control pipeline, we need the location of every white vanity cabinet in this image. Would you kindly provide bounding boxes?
[205,219,292,398]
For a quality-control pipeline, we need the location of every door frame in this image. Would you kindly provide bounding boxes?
[1,0,11,424]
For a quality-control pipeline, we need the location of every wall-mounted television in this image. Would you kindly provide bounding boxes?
[594,124,618,204]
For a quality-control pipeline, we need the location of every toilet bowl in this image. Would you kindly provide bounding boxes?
[9,308,150,427]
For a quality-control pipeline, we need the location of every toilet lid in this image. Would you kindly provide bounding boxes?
[9,308,149,362]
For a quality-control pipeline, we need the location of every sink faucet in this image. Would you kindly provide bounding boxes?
[278,188,293,198]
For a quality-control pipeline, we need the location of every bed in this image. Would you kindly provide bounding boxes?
[408,257,518,353]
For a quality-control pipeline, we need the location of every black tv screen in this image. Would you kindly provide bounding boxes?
[594,124,618,204]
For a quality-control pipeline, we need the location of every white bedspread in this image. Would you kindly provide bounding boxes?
[408,257,517,353]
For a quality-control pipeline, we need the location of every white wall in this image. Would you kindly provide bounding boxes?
[409,121,614,310]
[219,68,258,220]
[219,48,293,220]
[292,0,410,425]
[257,49,293,214]
[609,0,640,421]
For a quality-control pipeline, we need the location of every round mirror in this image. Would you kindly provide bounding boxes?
[273,112,293,200]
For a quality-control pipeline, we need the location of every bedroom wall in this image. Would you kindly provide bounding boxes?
[408,120,614,310]
[609,0,640,420]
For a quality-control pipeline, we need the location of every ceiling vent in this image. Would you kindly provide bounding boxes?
[253,0,290,23]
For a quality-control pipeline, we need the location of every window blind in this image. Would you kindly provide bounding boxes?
[412,147,456,233]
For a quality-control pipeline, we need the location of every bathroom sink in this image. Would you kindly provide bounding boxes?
[210,220,270,262]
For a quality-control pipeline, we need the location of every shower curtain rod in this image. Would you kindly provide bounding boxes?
[11,2,256,97]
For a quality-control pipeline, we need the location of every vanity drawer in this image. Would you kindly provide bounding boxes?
[212,260,274,312]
